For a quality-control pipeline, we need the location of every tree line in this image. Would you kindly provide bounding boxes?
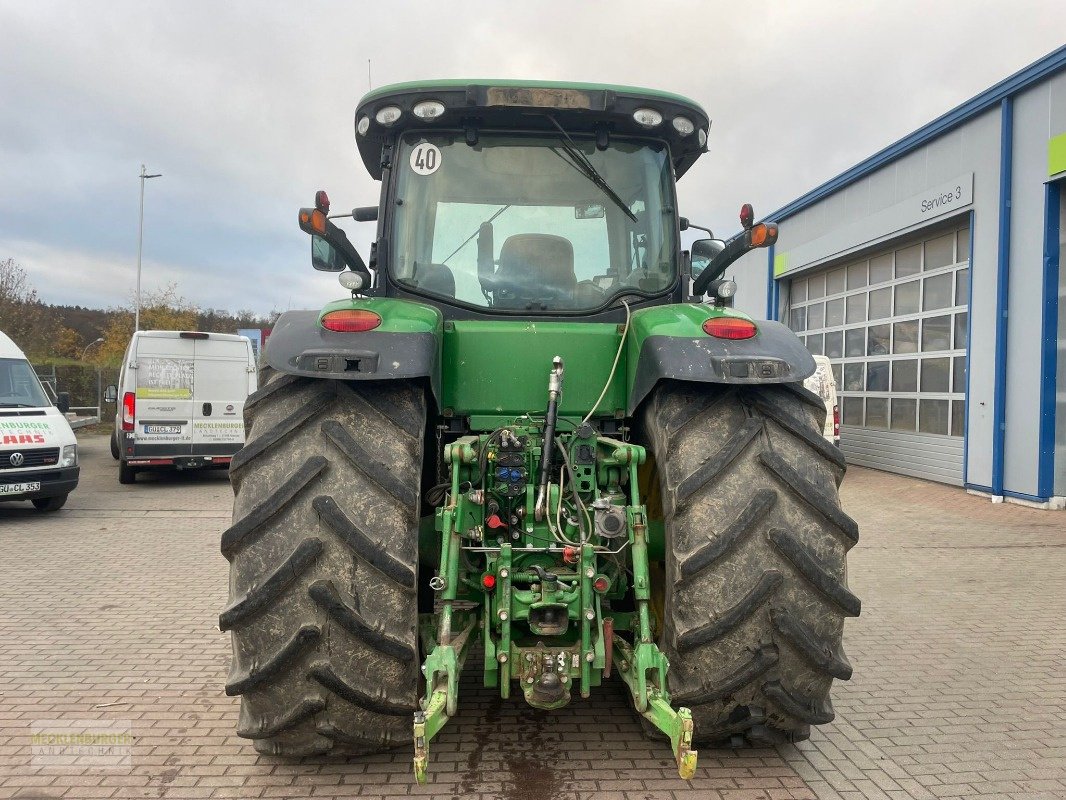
[0,257,277,365]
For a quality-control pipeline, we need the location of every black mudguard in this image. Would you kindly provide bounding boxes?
[263,310,441,407]
[628,320,815,414]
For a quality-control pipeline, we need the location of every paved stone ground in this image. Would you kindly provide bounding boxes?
[0,433,1062,800]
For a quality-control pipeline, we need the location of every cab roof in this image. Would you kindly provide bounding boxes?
[354,79,710,180]
[0,330,28,360]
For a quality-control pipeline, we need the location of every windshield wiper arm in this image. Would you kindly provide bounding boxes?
[0,403,36,408]
[545,116,638,223]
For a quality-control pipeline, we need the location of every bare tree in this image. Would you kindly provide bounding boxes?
[0,258,54,356]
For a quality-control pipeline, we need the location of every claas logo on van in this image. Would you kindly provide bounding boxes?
[2,434,46,445]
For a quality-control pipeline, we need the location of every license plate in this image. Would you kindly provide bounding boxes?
[0,482,40,495]
[144,425,181,434]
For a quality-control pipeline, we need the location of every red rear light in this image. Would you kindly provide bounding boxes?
[122,392,135,431]
[179,331,209,339]
[702,317,757,340]
[833,404,840,437]
[482,574,496,590]
[321,309,382,332]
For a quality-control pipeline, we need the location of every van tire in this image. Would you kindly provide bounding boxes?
[119,461,137,484]
[640,381,858,746]
[110,432,120,460]
[32,494,68,512]
[223,368,425,756]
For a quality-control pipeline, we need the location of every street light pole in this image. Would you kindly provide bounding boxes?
[135,164,162,332]
[80,337,105,361]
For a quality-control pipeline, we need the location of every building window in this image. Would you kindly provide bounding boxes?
[788,223,969,437]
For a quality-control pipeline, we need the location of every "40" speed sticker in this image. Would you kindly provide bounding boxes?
[409,143,442,176]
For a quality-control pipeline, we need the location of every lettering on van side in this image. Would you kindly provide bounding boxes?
[2,434,47,444]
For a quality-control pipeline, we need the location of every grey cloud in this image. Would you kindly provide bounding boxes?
[0,0,1061,315]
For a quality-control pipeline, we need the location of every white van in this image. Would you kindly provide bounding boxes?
[803,354,839,447]
[0,330,80,512]
[107,331,256,484]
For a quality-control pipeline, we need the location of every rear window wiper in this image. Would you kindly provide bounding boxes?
[546,116,638,224]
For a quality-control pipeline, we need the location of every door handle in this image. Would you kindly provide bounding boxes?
[202,402,212,416]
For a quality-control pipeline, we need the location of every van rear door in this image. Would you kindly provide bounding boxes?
[191,337,251,456]
[133,334,195,452]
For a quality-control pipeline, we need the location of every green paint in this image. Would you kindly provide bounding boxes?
[359,79,706,118]
[774,252,790,277]
[318,296,443,334]
[628,303,752,341]
[1049,131,1066,177]
[614,638,697,778]
[442,321,626,419]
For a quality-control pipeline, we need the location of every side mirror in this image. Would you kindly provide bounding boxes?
[104,385,118,403]
[56,392,70,414]
[311,235,347,272]
[691,220,779,297]
[298,206,372,281]
[690,238,726,280]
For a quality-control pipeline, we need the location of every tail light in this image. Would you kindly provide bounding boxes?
[702,317,757,340]
[833,404,840,439]
[321,309,382,332]
[122,392,135,432]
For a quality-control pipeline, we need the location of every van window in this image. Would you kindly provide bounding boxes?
[0,358,51,408]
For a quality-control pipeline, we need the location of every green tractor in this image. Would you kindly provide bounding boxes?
[221,80,859,782]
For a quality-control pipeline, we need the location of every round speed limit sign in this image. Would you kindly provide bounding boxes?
[410,143,442,176]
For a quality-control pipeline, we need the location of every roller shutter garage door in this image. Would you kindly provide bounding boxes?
[785,224,970,485]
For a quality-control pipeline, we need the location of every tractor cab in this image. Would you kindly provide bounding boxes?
[303,81,714,318]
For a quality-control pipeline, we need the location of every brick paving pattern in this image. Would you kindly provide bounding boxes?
[0,433,1062,799]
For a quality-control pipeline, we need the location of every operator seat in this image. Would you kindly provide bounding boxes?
[411,262,456,298]
[496,234,576,298]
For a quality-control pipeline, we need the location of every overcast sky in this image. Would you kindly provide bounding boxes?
[1,2,1062,316]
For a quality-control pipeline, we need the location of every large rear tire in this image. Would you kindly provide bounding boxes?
[223,368,426,755]
[641,381,859,746]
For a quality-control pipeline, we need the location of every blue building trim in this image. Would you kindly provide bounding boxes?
[765,244,776,320]
[991,98,1013,498]
[962,211,976,486]
[1037,182,1061,498]
[1004,489,1053,505]
[764,45,1066,224]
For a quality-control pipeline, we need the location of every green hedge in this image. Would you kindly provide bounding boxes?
[36,363,121,410]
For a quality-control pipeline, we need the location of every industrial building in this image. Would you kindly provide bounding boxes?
[730,45,1066,507]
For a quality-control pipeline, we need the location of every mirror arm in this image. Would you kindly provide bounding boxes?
[691,233,751,296]
[326,220,373,282]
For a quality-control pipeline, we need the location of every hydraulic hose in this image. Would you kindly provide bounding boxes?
[534,356,564,521]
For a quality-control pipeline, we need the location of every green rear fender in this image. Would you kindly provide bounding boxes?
[625,304,816,415]
[263,297,444,407]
